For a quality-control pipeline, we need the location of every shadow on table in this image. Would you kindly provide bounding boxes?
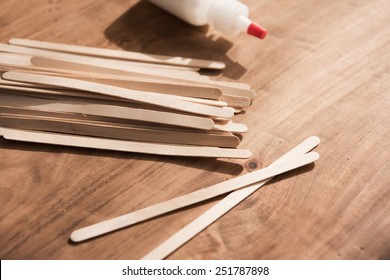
[104,1,247,80]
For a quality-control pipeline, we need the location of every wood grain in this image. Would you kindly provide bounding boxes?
[0,0,389,260]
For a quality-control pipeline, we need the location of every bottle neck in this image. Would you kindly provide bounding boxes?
[207,0,249,36]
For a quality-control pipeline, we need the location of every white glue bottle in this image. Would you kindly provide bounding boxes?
[147,0,267,40]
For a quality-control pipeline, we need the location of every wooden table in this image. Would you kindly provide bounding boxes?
[1,0,389,260]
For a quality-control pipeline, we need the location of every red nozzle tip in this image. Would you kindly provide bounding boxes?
[247,22,268,39]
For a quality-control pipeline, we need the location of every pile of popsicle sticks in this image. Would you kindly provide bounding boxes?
[0,38,256,158]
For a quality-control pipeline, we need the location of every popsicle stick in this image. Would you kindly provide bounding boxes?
[0,52,33,66]
[2,72,234,118]
[0,45,202,75]
[0,103,231,134]
[142,136,320,259]
[1,54,222,99]
[0,44,209,82]
[70,151,318,242]
[0,51,210,86]
[0,48,186,74]
[0,114,239,147]
[0,82,227,109]
[29,50,201,73]
[1,128,251,158]
[0,92,216,130]
[9,38,225,70]
[2,53,231,93]
[2,44,199,72]
[213,122,248,133]
[218,85,256,101]
[0,77,50,88]
[1,62,220,101]
[30,55,204,80]
[220,95,251,108]
[60,72,223,100]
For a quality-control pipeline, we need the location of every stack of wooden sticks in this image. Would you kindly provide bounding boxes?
[0,39,255,158]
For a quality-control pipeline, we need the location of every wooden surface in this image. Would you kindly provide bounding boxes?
[0,0,389,260]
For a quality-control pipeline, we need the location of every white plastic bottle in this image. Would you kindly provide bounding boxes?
[147,0,267,39]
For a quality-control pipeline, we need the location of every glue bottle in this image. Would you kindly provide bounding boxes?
[147,0,267,39]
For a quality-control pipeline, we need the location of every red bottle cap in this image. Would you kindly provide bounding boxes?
[247,22,268,39]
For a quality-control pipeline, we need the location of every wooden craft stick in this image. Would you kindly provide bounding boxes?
[0,92,216,130]
[0,44,209,82]
[56,72,222,100]
[2,72,234,118]
[0,114,239,147]
[9,38,225,70]
[1,128,251,158]
[220,95,251,108]
[28,50,201,73]
[218,85,256,101]
[142,136,320,259]
[3,54,256,98]
[70,151,319,242]
[213,122,248,133]
[1,54,221,99]
[30,55,204,80]
[1,63,222,103]
[0,52,212,87]
[0,45,201,75]
[2,43,199,72]
[0,77,51,88]
[0,82,227,109]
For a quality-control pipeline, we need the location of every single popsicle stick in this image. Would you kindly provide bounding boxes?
[70,151,318,242]
[218,85,256,100]
[0,114,239,147]
[0,44,209,82]
[3,72,234,118]
[213,122,248,133]
[0,51,207,85]
[9,38,225,70]
[2,43,200,72]
[0,45,201,75]
[1,128,251,158]
[0,48,184,73]
[30,55,205,80]
[142,136,320,259]
[58,72,222,100]
[220,94,251,108]
[0,77,50,88]
[29,50,201,73]
[0,83,129,102]
[0,52,33,66]
[0,92,216,130]
[0,81,227,108]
